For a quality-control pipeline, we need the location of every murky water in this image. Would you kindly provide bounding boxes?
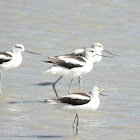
[0,0,139,139]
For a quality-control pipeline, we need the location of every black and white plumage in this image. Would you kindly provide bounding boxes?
[0,44,39,92]
[54,42,116,89]
[45,55,86,69]
[72,42,117,60]
[0,44,25,92]
[44,47,97,97]
[0,44,25,72]
[47,86,101,111]
[45,86,105,135]
[72,42,104,64]
[0,52,12,64]
[72,42,117,89]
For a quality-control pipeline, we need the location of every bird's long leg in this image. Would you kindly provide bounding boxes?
[78,76,82,90]
[72,113,77,127]
[0,73,2,93]
[72,113,79,136]
[68,79,73,94]
[76,113,79,135]
[52,76,63,98]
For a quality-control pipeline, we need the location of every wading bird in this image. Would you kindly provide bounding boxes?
[44,48,97,97]
[0,44,40,92]
[45,86,106,135]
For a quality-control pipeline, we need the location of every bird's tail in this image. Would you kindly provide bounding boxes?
[44,98,57,104]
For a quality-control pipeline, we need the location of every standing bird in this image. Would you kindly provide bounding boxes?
[74,42,104,88]
[72,42,117,89]
[45,86,106,135]
[45,42,116,90]
[72,42,117,57]
[44,48,97,97]
[0,44,40,92]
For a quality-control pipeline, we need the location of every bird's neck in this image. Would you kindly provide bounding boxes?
[93,95,99,98]
[96,51,102,55]
[12,50,21,54]
[84,55,93,61]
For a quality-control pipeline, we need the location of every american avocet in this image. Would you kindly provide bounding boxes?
[72,42,117,88]
[0,44,40,92]
[44,48,97,97]
[45,86,106,135]
[45,42,116,90]
[72,42,117,57]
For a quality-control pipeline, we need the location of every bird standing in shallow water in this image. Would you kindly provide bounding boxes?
[0,44,24,92]
[0,44,40,93]
[45,86,106,135]
[44,42,117,91]
[72,42,117,89]
[44,48,97,97]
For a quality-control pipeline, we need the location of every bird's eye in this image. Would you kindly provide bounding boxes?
[15,46,22,49]
[99,46,102,48]
[91,51,94,52]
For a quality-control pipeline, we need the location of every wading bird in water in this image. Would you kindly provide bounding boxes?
[45,86,106,135]
[44,48,98,97]
[0,44,40,93]
[44,42,117,96]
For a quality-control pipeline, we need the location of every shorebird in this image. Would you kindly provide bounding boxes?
[72,42,117,57]
[45,86,106,135]
[0,44,40,92]
[72,42,117,88]
[45,42,116,90]
[44,48,97,97]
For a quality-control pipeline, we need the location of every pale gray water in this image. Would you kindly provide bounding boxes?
[0,0,140,139]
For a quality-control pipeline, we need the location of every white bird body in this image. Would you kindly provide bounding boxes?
[72,42,103,65]
[61,96,100,113]
[46,86,100,113]
[72,48,85,55]
[0,52,22,72]
[0,44,25,73]
[44,47,100,96]
[93,51,102,64]
[46,56,94,78]
[45,48,96,78]
[0,44,25,91]
[46,86,102,135]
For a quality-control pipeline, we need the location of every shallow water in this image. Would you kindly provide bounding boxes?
[0,0,140,139]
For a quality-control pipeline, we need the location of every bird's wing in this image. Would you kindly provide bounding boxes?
[44,55,86,69]
[72,48,85,55]
[57,93,91,105]
[55,53,78,57]
[0,52,12,64]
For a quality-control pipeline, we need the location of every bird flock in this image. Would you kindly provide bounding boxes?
[0,42,117,135]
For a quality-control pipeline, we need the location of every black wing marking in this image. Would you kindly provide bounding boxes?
[0,59,11,64]
[0,52,12,57]
[58,97,90,106]
[44,56,86,69]
[0,52,12,64]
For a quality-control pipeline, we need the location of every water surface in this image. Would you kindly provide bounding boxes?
[0,0,139,139]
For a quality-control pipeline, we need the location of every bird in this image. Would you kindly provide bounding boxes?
[45,86,106,135]
[72,42,117,88]
[44,48,98,97]
[72,42,117,57]
[0,44,40,92]
[44,42,116,90]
